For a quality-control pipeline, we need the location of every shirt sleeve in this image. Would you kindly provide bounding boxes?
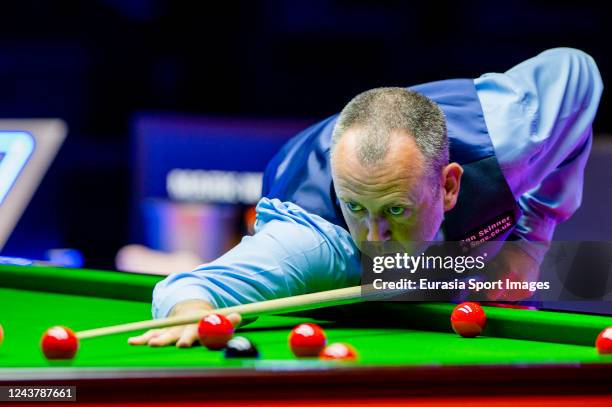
[152,197,361,318]
[475,48,603,258]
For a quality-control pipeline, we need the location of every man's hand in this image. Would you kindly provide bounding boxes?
[484,243,547,302]
[128,299,242,347]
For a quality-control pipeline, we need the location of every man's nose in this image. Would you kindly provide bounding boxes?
[367,218,391,242]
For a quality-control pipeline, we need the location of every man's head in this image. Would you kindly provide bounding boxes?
[330,87,463,249]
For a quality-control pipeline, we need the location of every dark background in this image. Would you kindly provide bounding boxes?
[1,0,610,267]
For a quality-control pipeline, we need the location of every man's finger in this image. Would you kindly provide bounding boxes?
[128,329,163,345]
[176,324,200,348]
[227,312,242,328]
[148,327,184,347]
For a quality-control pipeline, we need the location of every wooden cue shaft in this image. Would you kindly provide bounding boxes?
[77,285,371,339]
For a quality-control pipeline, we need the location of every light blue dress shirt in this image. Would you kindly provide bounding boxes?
[152,48,603,318]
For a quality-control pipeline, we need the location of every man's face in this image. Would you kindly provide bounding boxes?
[331,128,456,250]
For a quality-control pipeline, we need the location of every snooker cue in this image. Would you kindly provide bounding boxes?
[76,284,379,339]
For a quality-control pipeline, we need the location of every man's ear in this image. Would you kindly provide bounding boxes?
[441,163,463,212]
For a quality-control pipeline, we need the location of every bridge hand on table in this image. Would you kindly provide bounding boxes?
[127,299,242,348]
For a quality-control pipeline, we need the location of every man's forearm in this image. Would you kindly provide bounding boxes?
[152,198,361,319]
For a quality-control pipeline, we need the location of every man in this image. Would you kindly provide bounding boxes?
[130,48,602,347]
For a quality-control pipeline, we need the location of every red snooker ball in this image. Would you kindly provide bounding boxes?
[319,343,358,361]
[595,327,612,354]
[0,323,4,347]
[198,313,234,350]
[41,326,79,360]
[451,302,487,338]
[289,323,326,357]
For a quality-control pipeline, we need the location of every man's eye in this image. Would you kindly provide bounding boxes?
[346,202,364,212]
[387,206,405,216]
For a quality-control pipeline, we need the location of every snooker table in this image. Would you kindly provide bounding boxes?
[1,264,611,406]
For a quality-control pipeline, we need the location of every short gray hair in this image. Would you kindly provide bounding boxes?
[331,87,448,184]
